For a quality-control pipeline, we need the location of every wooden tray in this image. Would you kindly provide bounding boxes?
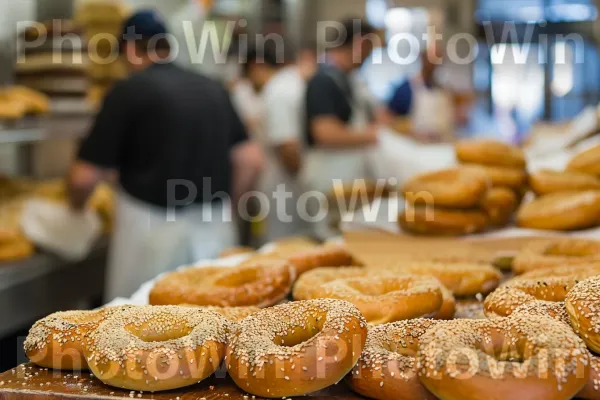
[344,229,551,266]
[0,364,362,400]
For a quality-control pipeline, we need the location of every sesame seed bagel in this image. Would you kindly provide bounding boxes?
[567,144,600,176]
[149,261,295,308]
[402,168,490,209]
[346,319,439,400]
[513,239,600,275]
[481,187,519,227]
[286,244,356,276]
[312,275,445,325]
[226,299,368,398]
[381,261,502,297]
[24,307,125,371]
[529,170,600,196]
[566,277,600,354]
[462,163,528,190]
[516,191,600,231]
[513,301,600,400]
[294,267,455,321]
[517,263,600,281]
[419,313,590,400]
[84,306,229,392]
[455,139,526,168]
[399,206,489,237]
[484,273,596,318]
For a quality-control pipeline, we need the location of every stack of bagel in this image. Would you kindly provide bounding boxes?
[398,139,527,236]
[519,144,600,231]
[23,235,600,400]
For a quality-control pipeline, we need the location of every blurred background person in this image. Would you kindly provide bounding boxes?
[301,18,379,239]
[67,10,263,300]
[242,41,317,244]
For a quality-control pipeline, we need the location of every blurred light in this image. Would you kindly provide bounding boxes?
[385,8,413,33]
[519,6,545,22]
[366,0,388,29]
[552,42,574,97]
[547,4,597,21]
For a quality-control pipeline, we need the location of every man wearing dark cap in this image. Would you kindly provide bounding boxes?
[300,18,380,239]
[67,10,264,300]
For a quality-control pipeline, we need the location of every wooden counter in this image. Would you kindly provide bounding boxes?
[0,364,363,400]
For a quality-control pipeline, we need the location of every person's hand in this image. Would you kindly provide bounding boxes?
[365,124,380,145]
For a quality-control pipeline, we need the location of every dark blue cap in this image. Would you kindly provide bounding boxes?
[121,9,168,41]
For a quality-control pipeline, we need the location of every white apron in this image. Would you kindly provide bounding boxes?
[105,190,236,301]
[300,72,374,239]
[411,78,455,141]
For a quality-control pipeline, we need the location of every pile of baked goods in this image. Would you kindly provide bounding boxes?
[398,139,600,236]
[0,86,50,121]
[519,144,600,231]
[0,177,114,262]
[75,0,130,108]
[23,236,600,399]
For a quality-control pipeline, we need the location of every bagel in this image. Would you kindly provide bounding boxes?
[481,187,519,227]
[517,263,600,281]
[0,237,34,262]
[484,269,600,318]
[346,319,439,400]
[455,299,486,320]
[286,244,356,276]
[378,261,502,297]
[567,144,600,176]
[399,206,489,237]
[530,170,600,196]
[462,163,528,190]
[84,306,229,392]
[513,239,600,275]
[514,301,600,400]
[402,168,489,209]
[566,277,600,354]
[313,275,445,324]
[226,299,368,398]
[419,314,589,400]
[516,191,600,231]
[455,139,526,168]
[149,261,295,308]
[24,307,126,370]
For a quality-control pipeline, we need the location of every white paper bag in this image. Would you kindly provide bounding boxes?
[21,199,102,261]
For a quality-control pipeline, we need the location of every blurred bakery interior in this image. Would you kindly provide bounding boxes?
[1,0,600,373]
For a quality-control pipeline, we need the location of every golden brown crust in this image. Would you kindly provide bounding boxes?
[286,244,355,276]
[462,163,528,190]
[149,261,295,308]
[516,191,600,231]
[513,239,600,275]
[227,299,368,398]
[419,314,589,400]
[293,267,446,324]
[84,306,229,392]
[566,277,600,354]
[481,187,519,227]
[177,305,259,322]
[455,139,526,168]
[530,169,600,196]
[399,206,489,237]
[347,319,439,400]
[24,307,126,370]
[567,144,600,176]
[219,246,255,258]
[402,168,490,209]
[0,237,34,262]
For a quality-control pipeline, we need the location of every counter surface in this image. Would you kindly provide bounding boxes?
[0,364,363,400]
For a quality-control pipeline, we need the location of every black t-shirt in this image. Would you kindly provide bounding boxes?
[304,66,353,147]
[78,63,248,208]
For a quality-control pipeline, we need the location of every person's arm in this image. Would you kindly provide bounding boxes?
[276,141,302,176]
[311,117,378,149]
[230,141,264,207]
[306,75,377,149]
[69,81,131,210]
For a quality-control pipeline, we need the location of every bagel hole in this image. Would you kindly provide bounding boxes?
[126,322,193,343]
[216,268,261,287]
[274,322,322,347]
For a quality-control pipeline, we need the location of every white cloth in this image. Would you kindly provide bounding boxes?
[21,199,102,261]
[230,80,265,140]
[259,66,310,242]
[410,78,454,140]
[105,190,236,301]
